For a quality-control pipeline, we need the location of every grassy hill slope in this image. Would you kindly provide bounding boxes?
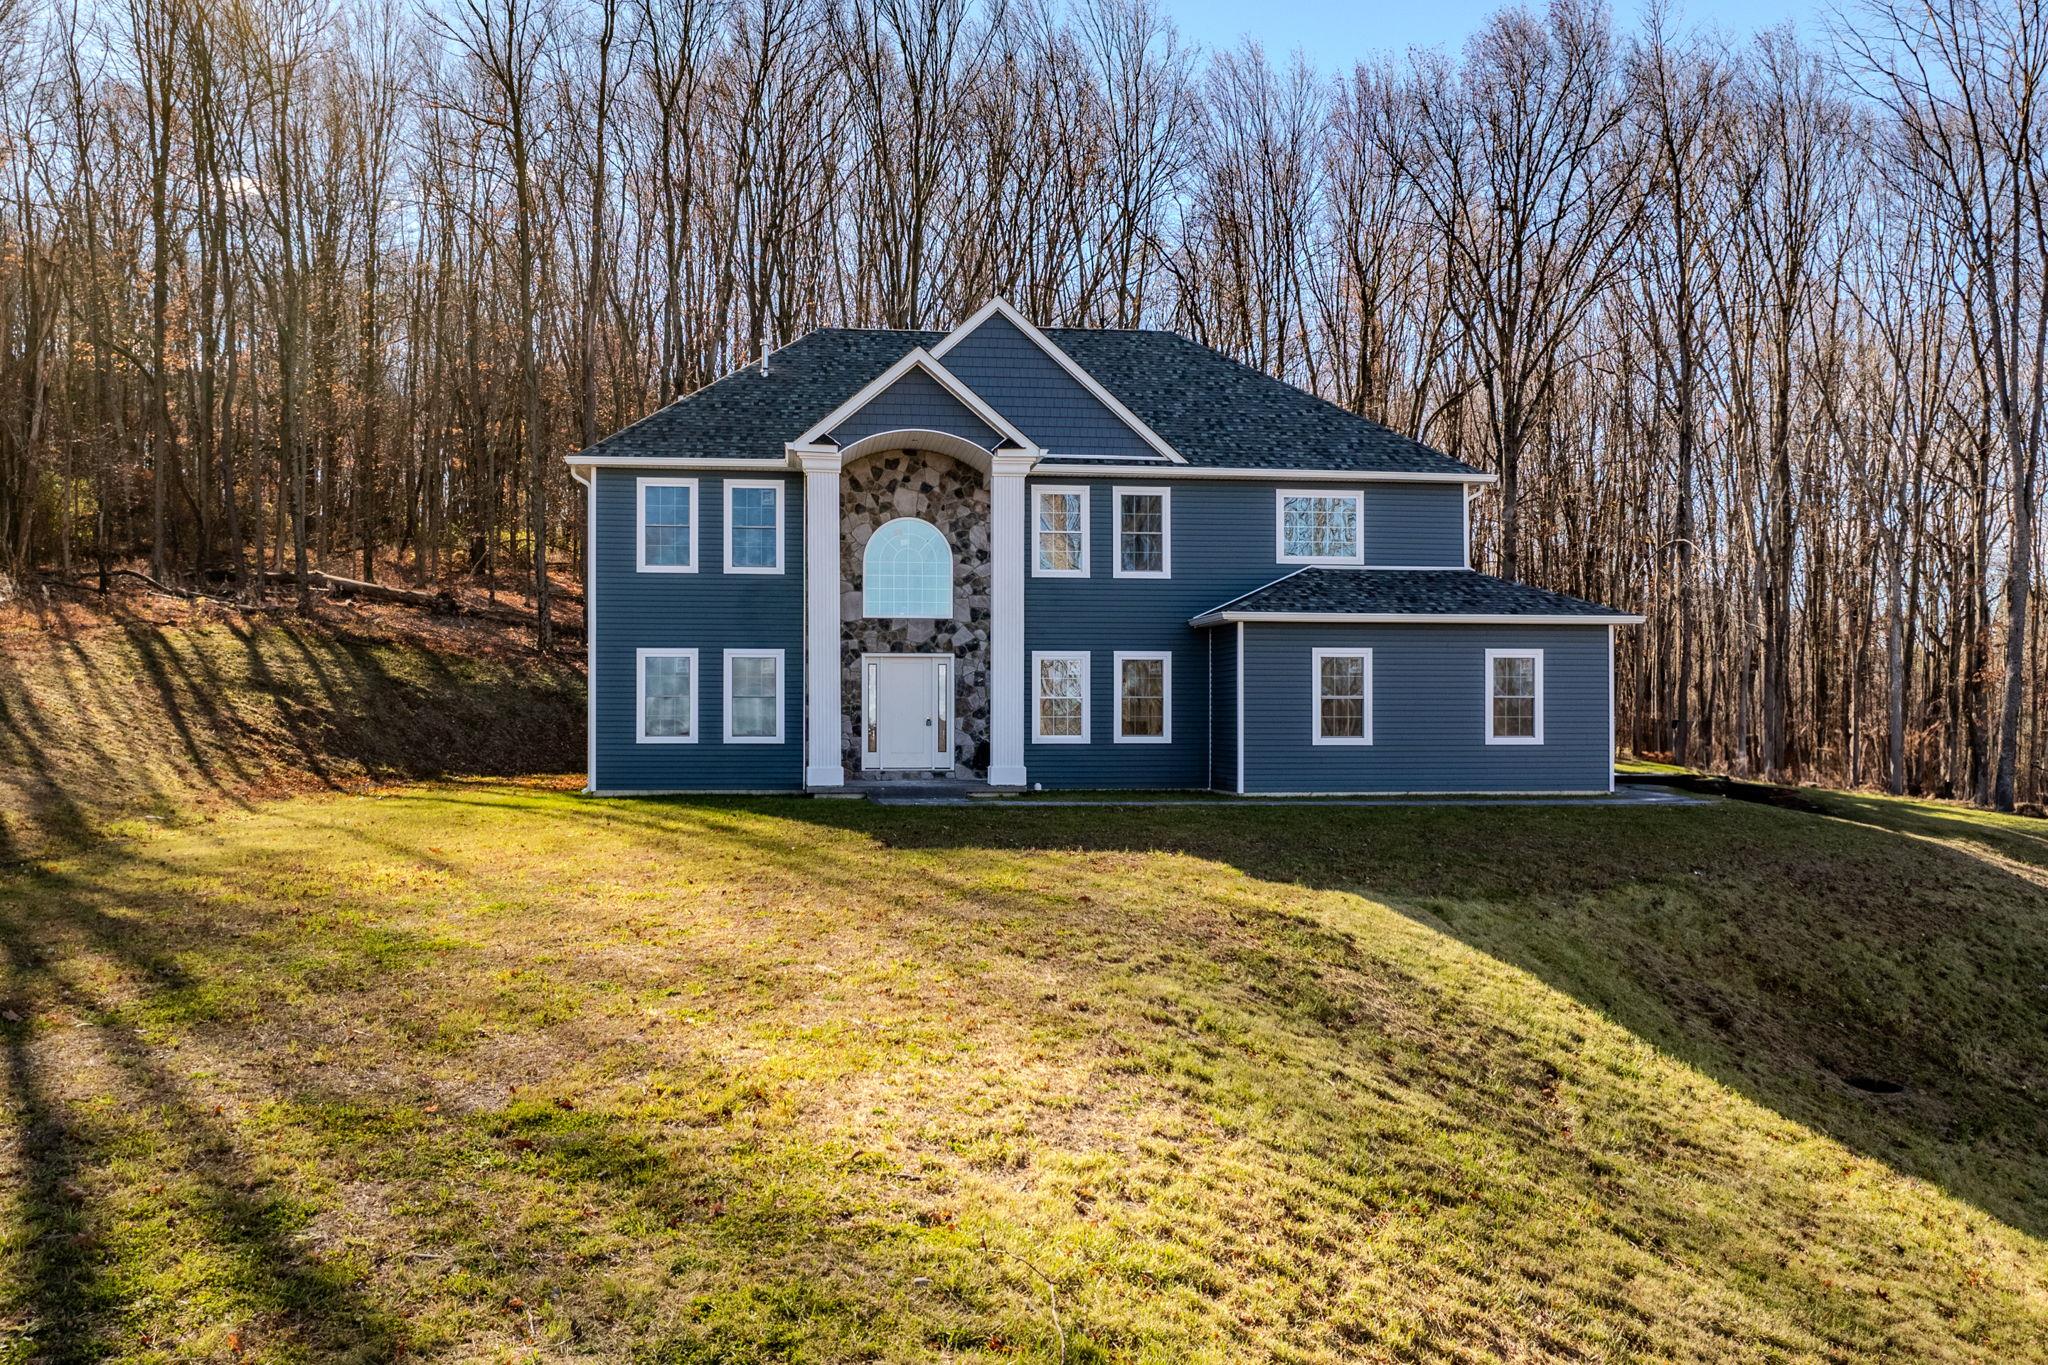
[0,780,2044,1361]
[0,590,583,860]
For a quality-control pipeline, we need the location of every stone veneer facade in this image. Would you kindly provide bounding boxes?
[838,449,991,775]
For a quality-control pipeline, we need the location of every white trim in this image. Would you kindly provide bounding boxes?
[722,648,786,743]
[791,348,1038,452]
[1235,622,1246,795]
[722,479,785,574]
[1193,610,1645,627]
[1485,648,1545,746]
[1031,485,1090,578]
[987,453,1032,787]
[1311,647,1374,746]
[1276,488,1365,566]
[1031,651,1091,744]
[801,453,844,787]
[573,465,597,792]
[569,455,1495,485]
[931,297,1186,463]
[1607,623,1617,793]
[635,647,699,744]
[1111,486,1172,579]
[1113,650,1173,744]
[636,477,699,573]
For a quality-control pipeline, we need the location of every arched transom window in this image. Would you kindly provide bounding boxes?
[863,517,953,619]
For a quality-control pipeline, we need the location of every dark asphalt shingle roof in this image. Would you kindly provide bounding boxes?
[579,325,1481,475]
[1193,568,1638,623]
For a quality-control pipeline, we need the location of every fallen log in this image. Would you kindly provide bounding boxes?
[261,569,458,611]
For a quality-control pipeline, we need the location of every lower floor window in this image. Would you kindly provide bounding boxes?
[1313,648,1372,744]
[1033,652,1090,742]
[1114,651,1171,743]
[1486,648,1543,744]
[637,648,698,743]
[725,649,784,742]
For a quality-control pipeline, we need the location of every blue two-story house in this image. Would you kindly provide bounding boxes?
[566,299,1640,795]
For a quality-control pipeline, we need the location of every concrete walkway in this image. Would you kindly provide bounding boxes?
[863,784,1712,809]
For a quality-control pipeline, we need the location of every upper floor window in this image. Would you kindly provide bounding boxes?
[637,477,698,572]
[863,517,952,618]
[724,481,783,573]
[1486,648,1544,745]
[1033,486,1089,577]
[1313,648,1373,745]
[1114,487,1170,578]
[1276,489,1363,565]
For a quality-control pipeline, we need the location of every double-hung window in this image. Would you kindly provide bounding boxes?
[1312,648,1372,745]
[1485,648,1543,744]
[1033,486,1089,577]
[1033,652,1090,743]
[637,478,698,572]
[724,648,784,743]
[724,481,783,573]
[1113,651,1171,743]
[1113,487,1170,578]
[636,648,698,743]
[1276,488,1363,565]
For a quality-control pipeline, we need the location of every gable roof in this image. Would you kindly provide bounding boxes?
[574,321,1484,477]
[791,347,1033,452]
[1192,568,1641,625]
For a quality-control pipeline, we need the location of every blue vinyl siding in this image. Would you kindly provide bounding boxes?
[1238,623,1612,793]
[1210,626,1238,792]
[591,468,804,791]
[940,314,1159,458]
[1020,477,1473,788]
[1364,484,1467,567]
[829,368,1002,449]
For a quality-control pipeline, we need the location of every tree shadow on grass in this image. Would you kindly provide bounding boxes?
[765,794,2048,1247]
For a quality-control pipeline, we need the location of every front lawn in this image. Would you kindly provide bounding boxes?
[1,783,2044,1361]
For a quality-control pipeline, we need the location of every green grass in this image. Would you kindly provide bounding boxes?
[0,605,583,860]
[2,782,2046,1362]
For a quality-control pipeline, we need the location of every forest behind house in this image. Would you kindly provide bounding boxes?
[0,0,2044,807]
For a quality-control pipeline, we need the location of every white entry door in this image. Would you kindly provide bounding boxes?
[862,655,953,771]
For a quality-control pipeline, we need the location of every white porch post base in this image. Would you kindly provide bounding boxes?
[987,452,1036,788]
[800,451,844,788]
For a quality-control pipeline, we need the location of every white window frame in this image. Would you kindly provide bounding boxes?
[1484,647,1545,746]
[635,647,699,744]
[1032,485,1090,578]
[1275,487,1364,566]
[722,648,785,744]
[1112,486,1172,579]
[636,476,700,573]
[1031,651,1091,744]
[1311,647,1373,746]
[1112,650,1173,744]
[722,480,784,575]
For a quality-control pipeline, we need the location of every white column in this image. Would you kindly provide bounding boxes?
[801,452,844,787]
[986,452,1035,787]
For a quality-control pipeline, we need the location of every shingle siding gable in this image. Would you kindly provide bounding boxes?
[937,313,1159,458]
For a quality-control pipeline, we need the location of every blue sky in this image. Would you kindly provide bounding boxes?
[1163,0,1841,66]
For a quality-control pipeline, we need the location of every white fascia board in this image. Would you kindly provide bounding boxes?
[564,455,790,470]
[1190,610,1647,627]
[790,347,1037,452]
[931,297,1187,464]
[1016,464,1496,484]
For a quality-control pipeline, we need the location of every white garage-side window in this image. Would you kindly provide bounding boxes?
[637,648,698,743]
[1033,651,1090,743]
[724,649,784,743]
[1312,648,1372,746]
[1113,487,1170,578]
[1113,650,1171,743]
[1485,648,1544,745]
